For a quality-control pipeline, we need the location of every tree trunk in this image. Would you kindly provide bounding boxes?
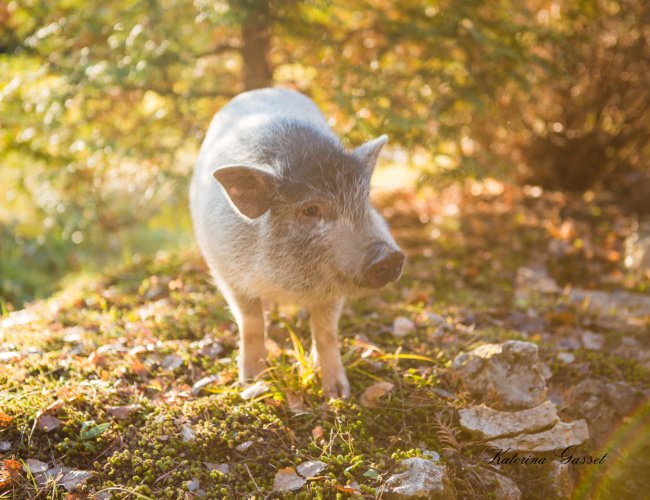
[241,1,273,90]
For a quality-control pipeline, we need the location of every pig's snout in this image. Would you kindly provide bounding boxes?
[360,242,405,288]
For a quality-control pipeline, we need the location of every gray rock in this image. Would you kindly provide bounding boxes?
[567,288,650,319]
[235,440,254,452]
[570,378,643,442]
[459,401,559,440]
[382,458,454,499]
[580,331,605,350]
[547,461,573,499]
[393,316,416,337]
[487,420,589,453]
[191,375,222,396]
[204,462,229,474]
[476,468,521,500]
[181,425,196,443]
[556,352,575,363]
[516,265,561,295]
[452,341,548,410]
[186,478,200,492]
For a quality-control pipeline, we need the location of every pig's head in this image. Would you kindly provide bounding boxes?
[212,123,404,299]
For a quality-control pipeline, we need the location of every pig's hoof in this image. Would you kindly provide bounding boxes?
[322,374,350,400]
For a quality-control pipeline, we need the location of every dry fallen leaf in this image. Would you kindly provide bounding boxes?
[88,351,108,367]
[360,382,395,408]
[272,467,306,492]
[36,414,62,432]
[296,460,327,478]
[0,413,12,428]
[130,358,148,377]
[107,404,142,420]
[0,459,22,488]
[311,426,325,443]
[161,354,183,371]
[285,391,306,414]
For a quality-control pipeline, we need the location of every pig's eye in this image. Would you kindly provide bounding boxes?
[301,205,321,218]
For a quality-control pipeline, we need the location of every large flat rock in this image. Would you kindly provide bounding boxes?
[459,401,559,440]
[486,420,589,453]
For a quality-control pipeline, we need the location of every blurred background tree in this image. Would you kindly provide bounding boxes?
[1,0,648,308]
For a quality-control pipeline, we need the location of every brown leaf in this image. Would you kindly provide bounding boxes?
[311,426,325,443]
[107,404,142,420]
[272,467,306,492]
[360,381,394,408]
[285,391,306,414]
[0,458,22,488]
[88,351,108,367]
[36,414,62,432]
[0,413,13,428]
[130,358,148,377]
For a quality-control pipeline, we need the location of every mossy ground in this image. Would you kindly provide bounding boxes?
[1,183,649,499]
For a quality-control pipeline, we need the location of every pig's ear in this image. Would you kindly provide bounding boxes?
[353,134,388,175]
[212,165,276,219]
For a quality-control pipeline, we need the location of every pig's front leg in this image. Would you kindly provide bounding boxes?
[229,294,267,382]
[310,298,350,399]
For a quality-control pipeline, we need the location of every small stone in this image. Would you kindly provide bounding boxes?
[431,388,456,400]
[204,462,229,474]
[235,440,254,452]
[581,331,605,350]
[557,352,575,363]
[186,478,200,492]
[272,467,307,492]
[382,458,454,499]
[486,420,589,453]
[296,460,327,477]
[392,316,416,337]
[452,340,547,410]
[0,441,10,451]
[559,337,581,350]
[459,401,559,440]
[191,375,222,396]
[516,265,560,295]
[181,425,196,443]
[161,353,183,370]
[240,381,269,400]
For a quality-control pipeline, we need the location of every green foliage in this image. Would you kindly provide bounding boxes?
[1,0,647,306]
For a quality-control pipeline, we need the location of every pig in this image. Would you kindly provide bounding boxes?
[190,88,404,398]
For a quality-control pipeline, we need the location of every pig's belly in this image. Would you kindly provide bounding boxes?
[246,275,322,306]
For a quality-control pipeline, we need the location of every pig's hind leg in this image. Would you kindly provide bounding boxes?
[309,298,350,399]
